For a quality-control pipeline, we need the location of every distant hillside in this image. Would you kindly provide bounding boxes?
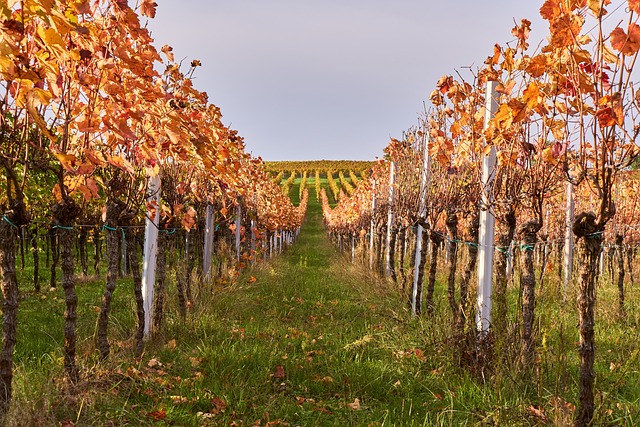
[264,160,376,174]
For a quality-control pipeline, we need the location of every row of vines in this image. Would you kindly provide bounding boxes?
[322,1,640,426]
[0,0,308,418]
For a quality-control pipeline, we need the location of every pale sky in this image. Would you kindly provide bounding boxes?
[146,1,547,161]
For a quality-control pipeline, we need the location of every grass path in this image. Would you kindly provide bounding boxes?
[74,191,474,427]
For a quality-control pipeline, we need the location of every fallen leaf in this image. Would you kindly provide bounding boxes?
[210,397,227,414]
[148,409,166,420]
[527,405,547,421]
[273,365,285,379]
[347,398,362,410]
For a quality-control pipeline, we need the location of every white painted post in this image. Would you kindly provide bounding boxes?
[476,81,499,334]
[250,218,256,253]
[203,205,215,280]
[384,161,396,277]
[599,246,605,278]
[121,231,127,275]
[563,182,574,300]
[141,173,161,340]
[369,180,377,269]
[412,135,431,316]
[506,240,514,278]
[351,234,355,262]
[235,203,242,261]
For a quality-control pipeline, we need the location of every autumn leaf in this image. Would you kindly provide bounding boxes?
[181,206,197,231]
[511,19,531,51]
[495,80,516,96]
[629,0,640,14]
[148,409,166,421]
[210,397,227,414]
[539,0,560,21]
[140,0,158,18]
[522,81,541,109]
[346,398,362,410]
[527,405,547,421]
[413,348,427,362]
[526,54,549,78]
[587,0,610,16]
[161,44,174,62]
[273,365,285,379]
[610,24,640,56]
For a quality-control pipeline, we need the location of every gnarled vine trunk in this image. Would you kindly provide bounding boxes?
[124,216,145,357]
[458,213,479,332]
[153,231,167,333]
[31,225,40,293]
[49,225,59,289]
[445,210,458,319]
[573,212,602,427]
[96,199,125,360]
[388,228,398,285]
[425,231,444,316]
[493,209,516,336]
[517,219,541,367]
[615,235,625,317]
[0,201,29,415]
[53,198,82,383]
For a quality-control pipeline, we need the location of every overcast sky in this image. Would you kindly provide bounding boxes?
[146,1,547,161]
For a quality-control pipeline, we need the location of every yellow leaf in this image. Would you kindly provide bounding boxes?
[36,27,66,54]
[0,57,16,77]
[26,87,52,108]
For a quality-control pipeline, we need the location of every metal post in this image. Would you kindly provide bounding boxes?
[412,135,430,316]
[203,205,215,280]
[369,180,377,269]
[563,182,574,300]
[384,162,396,277]
[235,203,242,261]
[476,81,498,334]
[141,173,161,340]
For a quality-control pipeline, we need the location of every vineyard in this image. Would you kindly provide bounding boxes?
[2,0,640,426]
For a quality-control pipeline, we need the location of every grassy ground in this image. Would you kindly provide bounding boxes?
[7,179,640,426]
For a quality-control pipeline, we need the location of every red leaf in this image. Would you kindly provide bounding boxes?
[273,365,285,379]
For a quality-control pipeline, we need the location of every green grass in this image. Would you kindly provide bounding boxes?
[6,181,640,426]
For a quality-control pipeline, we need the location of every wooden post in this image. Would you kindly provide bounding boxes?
[476,81,498,334]
[141,173,161,340]
[384,162,396,277]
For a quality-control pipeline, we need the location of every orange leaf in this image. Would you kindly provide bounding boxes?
[148,410,166,421]
[610,24,640,56]
[540,0,560,21]
[527,405,547,422]
[140,0,157,18]
[522,81,541,109]
[629,0,640,14]
[596,106,616,128]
